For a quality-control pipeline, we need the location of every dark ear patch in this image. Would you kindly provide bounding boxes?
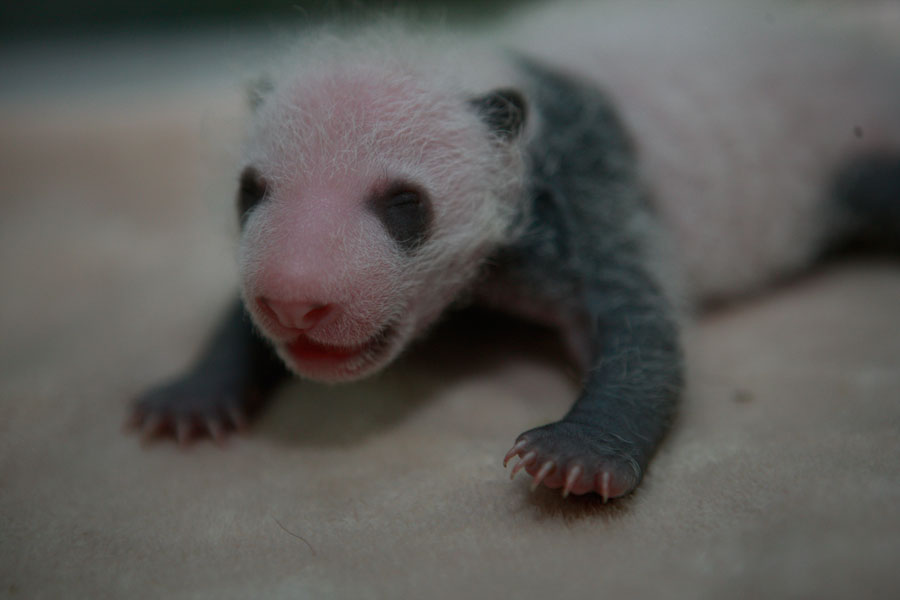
[468,88,527,141]
[237,167,269,227]
[369,182,432,253]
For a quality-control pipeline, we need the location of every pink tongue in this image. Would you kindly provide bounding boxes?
[286,336,362,362]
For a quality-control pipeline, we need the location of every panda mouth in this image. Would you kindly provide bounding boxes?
[284,325,395,368]
[285,336,367,362]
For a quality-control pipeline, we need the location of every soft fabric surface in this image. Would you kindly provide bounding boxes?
[2,23,900,600]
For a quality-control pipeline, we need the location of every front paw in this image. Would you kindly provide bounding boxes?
[504,421,643,501]
[129,374,255,445]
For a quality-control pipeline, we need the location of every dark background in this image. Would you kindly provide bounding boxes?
[1,1,532,37]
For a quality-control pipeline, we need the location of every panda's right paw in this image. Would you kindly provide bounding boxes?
[128,374,256,446]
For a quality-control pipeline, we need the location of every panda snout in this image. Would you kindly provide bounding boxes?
[257,297,339,333]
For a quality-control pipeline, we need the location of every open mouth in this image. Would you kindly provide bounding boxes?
[283,325,395,368]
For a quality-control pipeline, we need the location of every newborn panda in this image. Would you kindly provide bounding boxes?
[133,0,900,500]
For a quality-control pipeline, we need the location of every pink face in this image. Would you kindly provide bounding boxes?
[239,169,413,382]
[236,65,523,382]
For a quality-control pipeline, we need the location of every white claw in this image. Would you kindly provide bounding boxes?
[176,420,191,447]
[140,415,162,442]
[600,471,611,504]
[562,465,583,499]
[510,451,537,480]
[205,418,225,445]
[530,461,555,492]
[227,407,248,432]
[503,440,528,467]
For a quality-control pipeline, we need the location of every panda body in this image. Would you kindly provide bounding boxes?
[133,1,900,499]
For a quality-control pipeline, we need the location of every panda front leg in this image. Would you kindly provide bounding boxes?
[130,298,287,444]
[506,270,683,500]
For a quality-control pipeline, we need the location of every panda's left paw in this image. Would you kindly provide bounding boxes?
[503,420,643,501]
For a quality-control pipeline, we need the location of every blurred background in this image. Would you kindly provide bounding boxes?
[1,0,531,35]
[0,0,532,105]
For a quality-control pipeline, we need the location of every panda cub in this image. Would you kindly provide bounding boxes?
[133,1,900,500]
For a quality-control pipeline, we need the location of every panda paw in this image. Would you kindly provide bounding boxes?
[503,420,643,501]
[128,374,255,446]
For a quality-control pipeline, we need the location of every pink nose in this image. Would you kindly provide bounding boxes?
[257,298,337,331]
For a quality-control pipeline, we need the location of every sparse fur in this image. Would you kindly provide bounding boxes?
[133,0,900,499]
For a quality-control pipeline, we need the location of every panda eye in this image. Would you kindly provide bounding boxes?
[369,184,432,253]
[237,166,268,225]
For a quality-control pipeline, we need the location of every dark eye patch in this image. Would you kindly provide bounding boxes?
[237,166,269,226]
[369,182,432,253]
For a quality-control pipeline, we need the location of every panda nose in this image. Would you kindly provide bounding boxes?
[257,298,338,331]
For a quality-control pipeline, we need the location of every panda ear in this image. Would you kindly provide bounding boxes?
[246,74,274,112]
[468,88,527,141]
